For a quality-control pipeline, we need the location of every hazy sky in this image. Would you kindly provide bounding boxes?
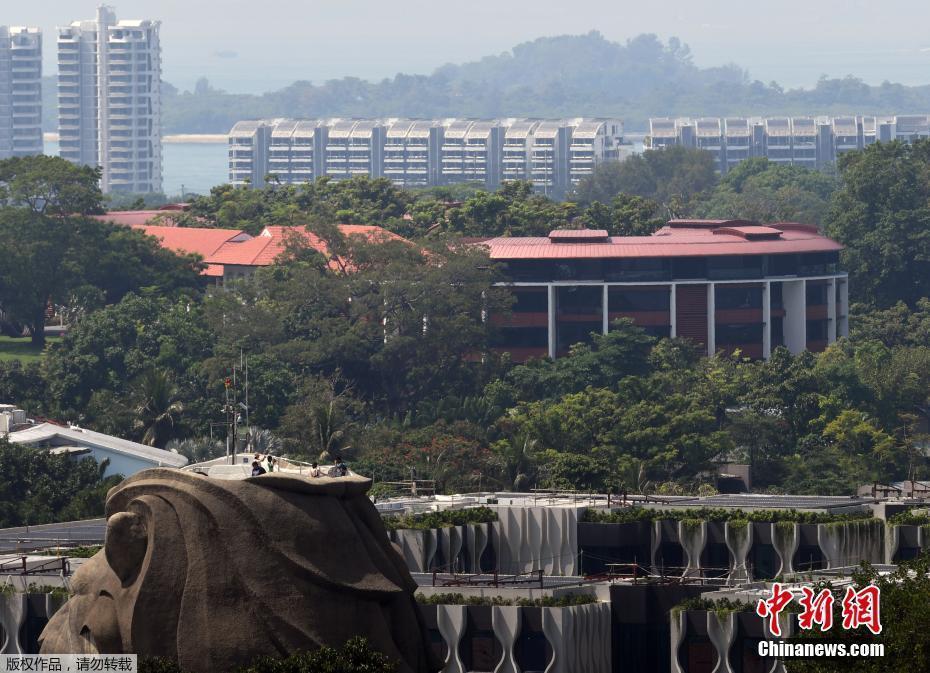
[12,0,930,93]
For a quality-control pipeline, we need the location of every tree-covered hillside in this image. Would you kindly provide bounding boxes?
[41,32,930,134]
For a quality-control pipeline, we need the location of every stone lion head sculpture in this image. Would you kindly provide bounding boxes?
[40,468,437,673]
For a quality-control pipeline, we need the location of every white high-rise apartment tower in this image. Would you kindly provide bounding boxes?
[58,6,162,193]
[0,26,42,159]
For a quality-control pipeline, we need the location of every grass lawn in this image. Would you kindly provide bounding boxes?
[0,336,61,363]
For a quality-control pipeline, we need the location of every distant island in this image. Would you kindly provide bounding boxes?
[40,31,930,134]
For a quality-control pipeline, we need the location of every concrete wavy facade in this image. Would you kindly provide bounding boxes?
[581,519,887,581]
[0,594,67,655]
[389,522,498,573]
[389,506,581,576]
[670,608,793,673]
[421,602,611,673]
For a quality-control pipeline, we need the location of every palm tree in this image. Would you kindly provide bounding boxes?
[246,427,282,455]
[494,433,537,491]
[132,369,184,448]
[165,437,225,463]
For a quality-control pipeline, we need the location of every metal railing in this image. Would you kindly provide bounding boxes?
[431,567,546,590]
[0,555,70,575]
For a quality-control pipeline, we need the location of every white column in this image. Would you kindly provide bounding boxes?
[669,284,677,338]
[782,280,807,354]
[602,284,609,334]
[547,284,556,359]
[827,278,837,343]
[838,279,849,337]
[706,283,716,356]
[762,281,772,359]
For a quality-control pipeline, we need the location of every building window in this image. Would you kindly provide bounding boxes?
[768,254,797,276]
[716,323,763,345]
[511,288,548,313]
[491,327,548,349]
[604,258,670,282]
[557,286,602,316]
[805,283,829,307]
[715,286,763,310]
[608,287,670,311]
[672,257,707,279]
[807,319,828,342]
[708,255,763,280]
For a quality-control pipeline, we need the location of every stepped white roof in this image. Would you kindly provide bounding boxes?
[8,423,188,468]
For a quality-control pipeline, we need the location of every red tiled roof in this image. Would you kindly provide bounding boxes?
[132,222,404,276]
[93,210,184,227]
[132,225,250,259]
[211,224,404,268]
[483,222,842,260]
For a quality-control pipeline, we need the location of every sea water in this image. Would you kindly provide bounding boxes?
[44,140,228,198]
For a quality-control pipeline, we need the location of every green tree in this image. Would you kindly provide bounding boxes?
[0,155,103,216]
[697,158,838,225]
[824,139,930,308]
[505,320,655,400]
[0,440,122,527]
[44,294,216,423]
[443,181,576,237]
[572,146,718,210]
[786,556,930,673]
[131,369,185,447]
[279,374,362,459]
[0,209,81,346]
[0,210,201,346]
[579,193,665,235]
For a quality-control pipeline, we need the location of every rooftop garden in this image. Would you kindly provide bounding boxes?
[581,507,876,525]
[888,510,930,526]
[671,596,759,618]
[382,506,498,531]
[415,592,598,607]
[53,545,102,558]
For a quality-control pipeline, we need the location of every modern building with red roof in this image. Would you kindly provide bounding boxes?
[484,220,847,362]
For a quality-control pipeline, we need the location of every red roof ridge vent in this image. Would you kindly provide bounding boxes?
[548,229,610,243]
[770,222,820,234]
[713,225,783,240]
[667,218,759,229]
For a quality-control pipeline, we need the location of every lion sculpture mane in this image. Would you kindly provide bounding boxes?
[39,468,438,673]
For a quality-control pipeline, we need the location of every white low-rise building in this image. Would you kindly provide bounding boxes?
[5,422,187,477]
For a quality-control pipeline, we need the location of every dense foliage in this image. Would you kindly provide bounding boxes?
[0,440,122,527]
[3,138,930,502]
[0,156,202,347]
[138,637,400,673]
[381,506,498,531]
[382,507,497,530]
[786,556,930,673]
[670,596,758,617]
[825,139,930,308]
[887,510,930,527]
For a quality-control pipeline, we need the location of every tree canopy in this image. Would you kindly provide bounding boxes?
[1,140,930,501]
[0,156,203,346]
[825,139,930,308]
